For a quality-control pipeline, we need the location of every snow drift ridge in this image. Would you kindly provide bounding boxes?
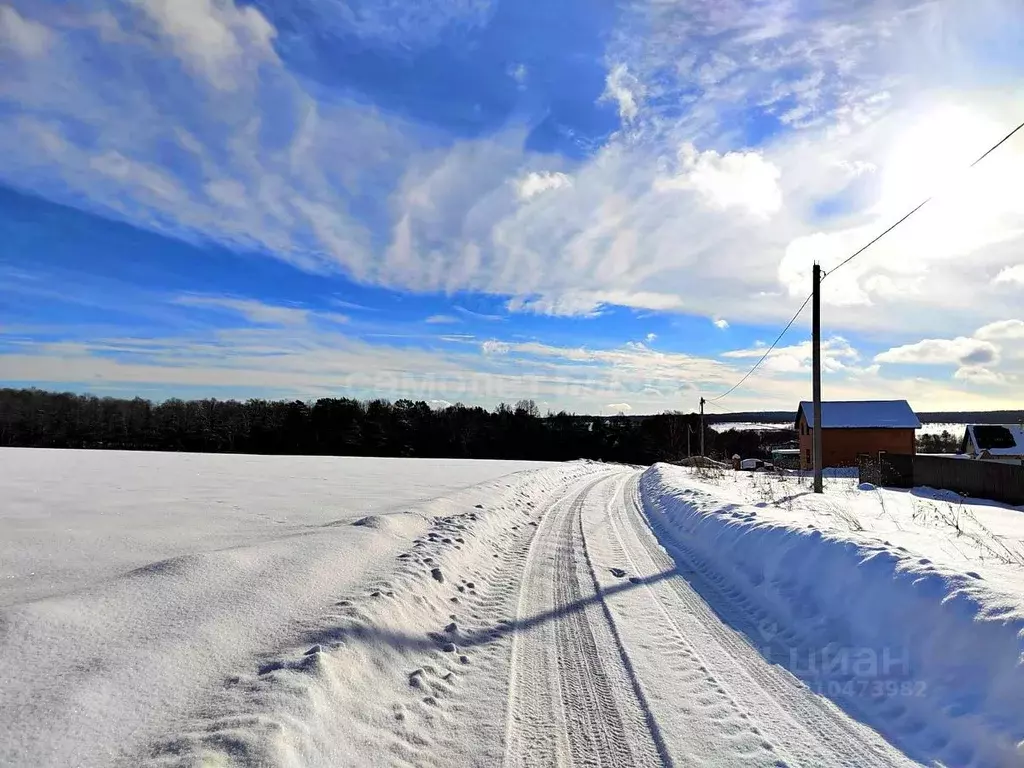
[640,463,1024,766]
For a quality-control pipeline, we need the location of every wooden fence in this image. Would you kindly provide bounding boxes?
[859,453,1024,506]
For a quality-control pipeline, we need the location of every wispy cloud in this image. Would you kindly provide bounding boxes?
[174,295,350,327]
[3,290,1020,410]
[3,0,1024,409]
[600,63,642,122]
[454,305,504,321]
[0,5,52,57]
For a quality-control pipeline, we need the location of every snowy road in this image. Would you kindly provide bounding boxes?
[8,452,1017,766]
[502,469,916,768]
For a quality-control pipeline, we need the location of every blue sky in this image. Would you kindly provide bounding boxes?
[1,0,1023,413]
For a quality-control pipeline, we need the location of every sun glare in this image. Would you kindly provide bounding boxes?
[878,104,1002,217]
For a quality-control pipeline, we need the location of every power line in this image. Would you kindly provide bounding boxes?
[705,116,1024,404]
[827,118,1024,276]
[703,398,732,413]
[707,291,813,402]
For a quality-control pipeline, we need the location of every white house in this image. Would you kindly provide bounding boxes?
[959,425,1024,465]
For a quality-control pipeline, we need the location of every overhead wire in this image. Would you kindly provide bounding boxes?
[703,398,733,412]
[707,291,812,402]
[704,116,1024,405]
[827,118,1024,276]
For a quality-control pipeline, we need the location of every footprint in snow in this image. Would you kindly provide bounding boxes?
[431,568,444,583]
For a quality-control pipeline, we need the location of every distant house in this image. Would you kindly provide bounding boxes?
[795,400,921,470]
[770,447,801,469]
[959,425,1024,465]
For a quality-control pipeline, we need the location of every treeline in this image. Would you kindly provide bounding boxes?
[916,430,962,454]
[0,388,791,464]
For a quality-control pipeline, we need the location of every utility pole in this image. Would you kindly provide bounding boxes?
[699,397,706,458]
[812,263,824,493]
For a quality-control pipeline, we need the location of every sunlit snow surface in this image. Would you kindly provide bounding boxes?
[3,449,1023,767]
[0,449,552,766]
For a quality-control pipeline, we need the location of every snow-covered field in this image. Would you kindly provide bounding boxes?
[708,421,793,432]
[1,449,552,605]
[3,448,1023,767]
[709,421,966,437]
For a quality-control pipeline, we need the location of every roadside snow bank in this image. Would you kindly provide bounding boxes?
[641,463,1024,766]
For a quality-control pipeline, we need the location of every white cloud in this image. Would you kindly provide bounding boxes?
[713,318,729,330]
[454,306,504,321]
[508,291,684,317]
[875,337,999,367]
[606,402,633,413]
[836,159,877,177]
[4,284,1021,412]
[954,366,1004,385]
[481,340,510,355]
[133,0,277,90]
[645,332,657,342]
[723,336,859,374]
[515,171,571,200]
[306,0,493,50]
[172,295,351,327]
[425,314,460,324]
[90,151,185,204]
[655,143,782,218]
[508,63,528,87]
[975,319,1024,341]
[205,179,247,208]
[994,264,1024,286]
[0,5,52,57]
[600,64,641,122]
[4,0,1024,381]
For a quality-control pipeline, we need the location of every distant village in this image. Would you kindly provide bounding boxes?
[709,400,1024,506]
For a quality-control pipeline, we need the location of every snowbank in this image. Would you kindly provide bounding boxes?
[640,463,1024,766]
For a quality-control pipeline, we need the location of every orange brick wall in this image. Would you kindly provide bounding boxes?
[797,414,916,469]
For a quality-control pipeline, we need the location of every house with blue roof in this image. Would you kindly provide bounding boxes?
[795,400,921,470]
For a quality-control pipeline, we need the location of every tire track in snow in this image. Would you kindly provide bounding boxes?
[584,474,784,767]
[615,474,920,767]
[503,472,662,768]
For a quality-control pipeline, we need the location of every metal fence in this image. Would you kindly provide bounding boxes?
[859,453,1024,506]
